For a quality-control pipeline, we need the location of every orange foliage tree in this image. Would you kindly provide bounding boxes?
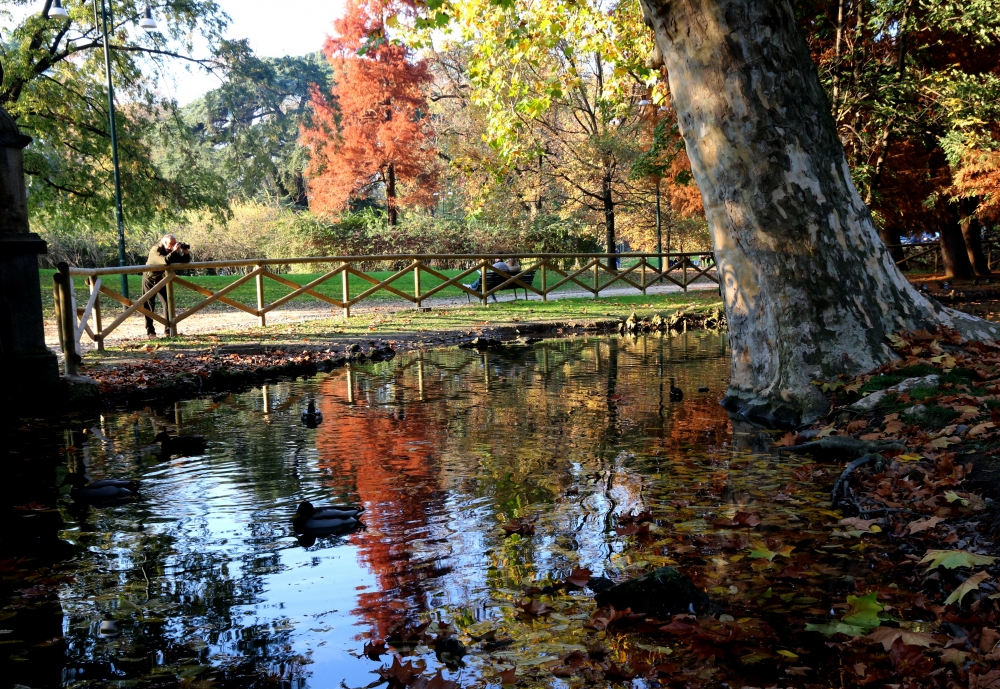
[301,0,438,225]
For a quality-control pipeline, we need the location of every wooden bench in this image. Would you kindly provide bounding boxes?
[467,269,537,301]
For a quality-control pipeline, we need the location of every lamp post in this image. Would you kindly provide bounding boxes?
[48,0,158,300]
[637,98,664,273]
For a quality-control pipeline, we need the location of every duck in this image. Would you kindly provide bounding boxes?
[301,400,323,427]
[154,431,207,457]
[669,378,683,401]
[292,501,363,535]
[63,474,139,504]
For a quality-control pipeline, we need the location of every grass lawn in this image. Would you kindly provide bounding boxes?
[93,291,724,358]
[40,265,694,319]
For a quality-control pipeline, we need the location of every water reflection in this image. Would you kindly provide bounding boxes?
[6,332,749,687]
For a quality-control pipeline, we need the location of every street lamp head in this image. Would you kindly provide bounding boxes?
[48,0,69,19]
[138,5,158,30]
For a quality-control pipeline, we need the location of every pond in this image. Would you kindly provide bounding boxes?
[2,333,849,688]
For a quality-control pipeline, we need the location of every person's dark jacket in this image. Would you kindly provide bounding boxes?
[142,245,191,284]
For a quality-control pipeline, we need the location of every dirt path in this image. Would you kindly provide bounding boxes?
[47,280,720,353]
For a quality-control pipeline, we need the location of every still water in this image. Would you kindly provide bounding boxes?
[4,333,834,687]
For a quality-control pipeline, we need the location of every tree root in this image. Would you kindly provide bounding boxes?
[831,453,882,510]
[781,435,904,458]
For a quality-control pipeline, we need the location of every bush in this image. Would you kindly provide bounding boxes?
[36,202,603,271]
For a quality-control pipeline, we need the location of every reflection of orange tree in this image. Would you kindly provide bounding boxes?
[314,371,448,640]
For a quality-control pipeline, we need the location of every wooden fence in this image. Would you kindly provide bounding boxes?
[53,252,719,373]
[888,241,1000,273]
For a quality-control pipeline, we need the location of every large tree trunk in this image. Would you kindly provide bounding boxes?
[941,222,975,279]
[637,0,999,426]
[960,200,991,276]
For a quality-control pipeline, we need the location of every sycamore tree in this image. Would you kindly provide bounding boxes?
[412,0,1000,424]
[301,0,438,226]
[0,0,231,225]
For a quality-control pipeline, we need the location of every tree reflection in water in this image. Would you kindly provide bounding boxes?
[8,332,736,687]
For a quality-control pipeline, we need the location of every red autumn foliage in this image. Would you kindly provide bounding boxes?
[301,0,437,224]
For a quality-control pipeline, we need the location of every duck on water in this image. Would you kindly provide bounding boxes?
[292,501,363,536]
[63,474,139,504]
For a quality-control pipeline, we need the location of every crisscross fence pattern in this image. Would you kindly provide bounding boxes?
[52,252,719,373]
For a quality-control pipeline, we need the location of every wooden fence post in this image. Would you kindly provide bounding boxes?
[641,259,647,296]
[593,260,599,299]
[54,267,78,375]
[89,276,104,352]
[481,261,488,306]
[541,262,548,302]
[683,257,688,293]
[256,265,266,327]
[165,274,177,336]
[414,262,422,308]
[342,262,351,318]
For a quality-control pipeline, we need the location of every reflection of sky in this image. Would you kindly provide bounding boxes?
[53,333,731,686]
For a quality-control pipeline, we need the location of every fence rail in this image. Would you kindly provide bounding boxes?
[887,240,1000,274]
[53,251,719,374]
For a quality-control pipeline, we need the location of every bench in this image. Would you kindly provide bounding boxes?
[467,269,537,301]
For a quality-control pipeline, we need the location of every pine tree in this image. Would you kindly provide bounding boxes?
[301,0,437,225]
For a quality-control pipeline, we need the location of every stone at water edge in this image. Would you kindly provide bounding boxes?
[593,566,713,617]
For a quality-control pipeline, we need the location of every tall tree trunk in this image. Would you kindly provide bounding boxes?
[940,202,975,279]
[602,170,616,268]
[637,0,999,426]
[386,162,398,226]
[960,200,991,276]
[880,226,905,263]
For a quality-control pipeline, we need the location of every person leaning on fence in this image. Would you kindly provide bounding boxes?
[141,234,191,338]
[465,258,518,292]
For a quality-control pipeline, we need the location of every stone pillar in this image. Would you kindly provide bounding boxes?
[0,105,60,409]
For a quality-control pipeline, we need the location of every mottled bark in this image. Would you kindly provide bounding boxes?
[637,0,1000,426]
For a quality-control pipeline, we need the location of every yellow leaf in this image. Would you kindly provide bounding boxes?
[777,650,799,659]
[945,571,990,606]
[897,453,924,462]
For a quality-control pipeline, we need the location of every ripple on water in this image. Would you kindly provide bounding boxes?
[15,332,805,687]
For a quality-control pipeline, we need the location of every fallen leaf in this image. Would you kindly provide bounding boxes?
[945,571,991,606]
[907,516,945,534]
[840,517,880,531]
[502,518,535,536]
[865,627,941,651]
[564,567,592,588]
[920,550,997,570]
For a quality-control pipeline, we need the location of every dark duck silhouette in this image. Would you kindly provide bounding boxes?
[292,501,363,537]
[669,378,683,401]
[63,474,139,504]
[301,400,323,427]
[154,431,207,457]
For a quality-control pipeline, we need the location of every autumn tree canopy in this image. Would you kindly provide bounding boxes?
[301,0,438,225]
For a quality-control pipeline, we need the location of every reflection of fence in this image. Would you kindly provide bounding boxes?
[888,241,999,273]
[52,252,719,373]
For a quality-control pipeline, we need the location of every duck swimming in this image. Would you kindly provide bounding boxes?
[154,431,207,457]
[669,378,683,401]
[292,501,363,535]
[63,474,139,504]
[301,401,323,427]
